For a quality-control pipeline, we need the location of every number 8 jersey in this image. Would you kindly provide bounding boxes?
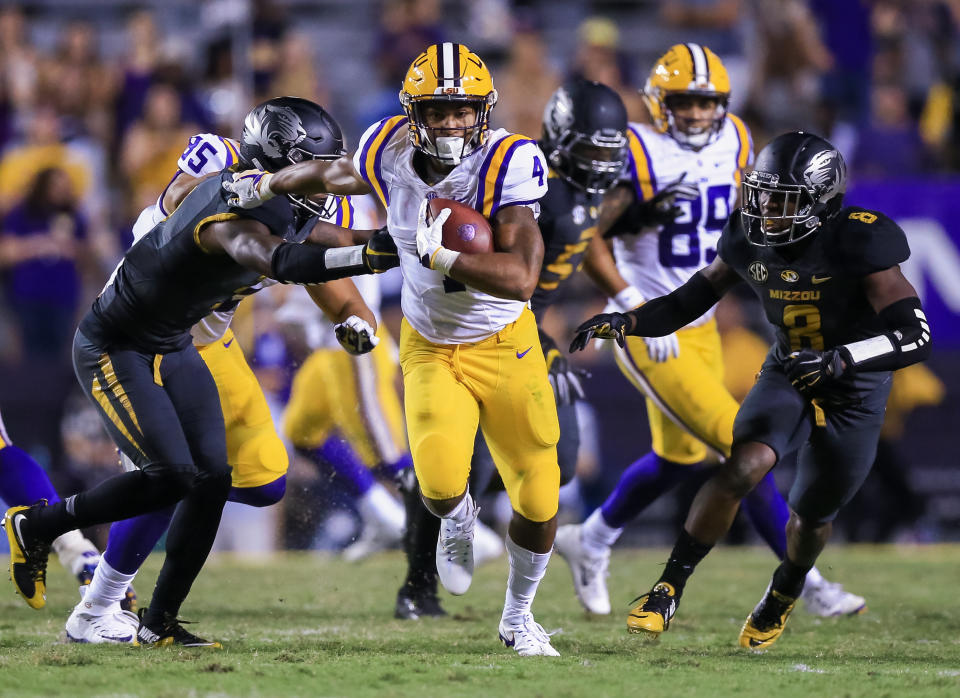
[613,115,752,326]
[354,116,549,344]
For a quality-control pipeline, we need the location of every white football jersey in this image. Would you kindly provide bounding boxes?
[614,115,752,327]
[354,116,549,344]
[275,195,384,351]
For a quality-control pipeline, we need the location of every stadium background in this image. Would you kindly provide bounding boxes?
[0,0,957,555]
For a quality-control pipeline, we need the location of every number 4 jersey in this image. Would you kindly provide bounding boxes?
[614,115,752,325]
[354,116,548,344]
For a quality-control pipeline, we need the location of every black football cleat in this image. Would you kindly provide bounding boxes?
[3,502,52,610]
[395,587,447,620]
[134,608,222,648]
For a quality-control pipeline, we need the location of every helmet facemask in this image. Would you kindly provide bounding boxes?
[741,172,822,247]
[401,93,496,165]
[547,129,627,194]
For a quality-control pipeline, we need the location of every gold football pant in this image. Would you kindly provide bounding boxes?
[399,309,560,522]
[282,325,407,468]
[197,328,288,488]
[613,318,737,464]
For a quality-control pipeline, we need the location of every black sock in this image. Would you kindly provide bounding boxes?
[398,475,439,594]
[770,557,811,600]
[29,470,183,542]
[658,529,714,596]
[144,472,231,625]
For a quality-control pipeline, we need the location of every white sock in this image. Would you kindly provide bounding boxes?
[82,558,136,612]
[442,489,475,523]
[360,483,406,531]
[51,530,100,576]
[501,534,551,626]
[581,508,622,553]
[805,566,825,588]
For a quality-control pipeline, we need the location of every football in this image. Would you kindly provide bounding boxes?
[427,197,494,254]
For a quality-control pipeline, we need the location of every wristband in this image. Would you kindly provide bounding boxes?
[431,247,461,276]
[613,286,645,312]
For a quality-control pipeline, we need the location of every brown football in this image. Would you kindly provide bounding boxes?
[427,197,494,254]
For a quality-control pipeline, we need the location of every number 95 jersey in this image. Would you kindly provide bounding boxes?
[354,116,549,344]
[614,115,752,326]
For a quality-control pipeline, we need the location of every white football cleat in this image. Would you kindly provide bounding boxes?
[473,520,505,566]
[65,602,139,644]
[800,578,866,617]
[436,498,477,595]
[553,523,611,615]
[499,614,560,657]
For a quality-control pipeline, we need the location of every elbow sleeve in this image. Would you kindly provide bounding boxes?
[839,297,932,372]
[270,242,369,284]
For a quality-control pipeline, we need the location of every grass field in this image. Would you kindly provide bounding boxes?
[1,545,959,697]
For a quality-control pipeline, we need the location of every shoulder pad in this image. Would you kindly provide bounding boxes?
[178,134,240,176]
[716,210,747,264]
[829,207,910,275]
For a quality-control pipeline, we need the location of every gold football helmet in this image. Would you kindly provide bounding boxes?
[399,42,498,164]
[643,43,730,149]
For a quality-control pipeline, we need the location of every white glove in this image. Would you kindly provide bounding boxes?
[415,199,458,274]
[334,315,380,355]
[644,334,680,363]
[222,169,275,208]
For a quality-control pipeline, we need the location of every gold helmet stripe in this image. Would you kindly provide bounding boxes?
[686,43,709,86]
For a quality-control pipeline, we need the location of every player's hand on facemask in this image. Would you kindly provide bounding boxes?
[415,199,452,270]
[363,227,400,273]
[223,170,276,208]
[785,348,846,397]
[335,315,380,355]
[643,334,680,362]
[570,312,632,352]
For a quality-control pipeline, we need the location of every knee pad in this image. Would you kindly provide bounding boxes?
[510,462,560,523]
[411,432,472,500]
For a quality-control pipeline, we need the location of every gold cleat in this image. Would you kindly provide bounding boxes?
[739,585,797,650]
[626,582,678,636]
[3,503,51,610]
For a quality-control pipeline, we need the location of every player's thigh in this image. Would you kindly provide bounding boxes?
[400,322,479,500]
[789,380,893,524]
[282,350,336,449]
[198,337,288,488]
[614,329,737,461]
[475,312,560,522]
[157,344,230,480]
[73,330,195,471]
[732,362,812,461]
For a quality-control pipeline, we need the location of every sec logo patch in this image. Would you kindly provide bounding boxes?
[572,205,586,225]
[748,261,768,284]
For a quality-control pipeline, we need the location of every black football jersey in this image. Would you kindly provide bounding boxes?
[718,206,910,391]
[81,172,308,353]
[530,172,603,322]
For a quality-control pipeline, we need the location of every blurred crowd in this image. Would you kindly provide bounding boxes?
[0,0,955,548]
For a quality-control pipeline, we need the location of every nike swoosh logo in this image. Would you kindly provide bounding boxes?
[14,513,27,548]
[811,275,832,284]
[223,338,234,348]
[749,637,765,647]
[516,347,532,359]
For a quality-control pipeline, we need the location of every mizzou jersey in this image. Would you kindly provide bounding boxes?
[718,206,911,391]
[614,115,751,325]
[354,115,549,344]
[81,172,302,354]
[530,170,602,323]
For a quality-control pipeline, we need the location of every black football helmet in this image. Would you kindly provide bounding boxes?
[741,131,847,247]
[239,96,346,219]
[540,80,628,194]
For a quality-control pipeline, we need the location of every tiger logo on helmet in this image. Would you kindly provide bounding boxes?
[399,42,498,165]
[643,43,731,150]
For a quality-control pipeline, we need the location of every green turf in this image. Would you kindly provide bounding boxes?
[1,545,959,697]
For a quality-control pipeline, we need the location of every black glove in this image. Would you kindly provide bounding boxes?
[363,226,400,273]
[541,331,589,406]
[569,312,631,352]
[605,173,699,237]
[784,349,847,397]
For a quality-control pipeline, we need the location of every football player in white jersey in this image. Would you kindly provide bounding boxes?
[224,42,563,656]
[555,44,865,627]
[64,103,382,644]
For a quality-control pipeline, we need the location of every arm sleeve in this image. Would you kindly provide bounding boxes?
[625,272,721,337]
[270,242,372,284]
[838,296,932,372]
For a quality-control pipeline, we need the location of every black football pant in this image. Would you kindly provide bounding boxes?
[29,330,232,619]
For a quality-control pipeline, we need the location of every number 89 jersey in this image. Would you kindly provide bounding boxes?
[613,115,752,326]
[354,116,549,344]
